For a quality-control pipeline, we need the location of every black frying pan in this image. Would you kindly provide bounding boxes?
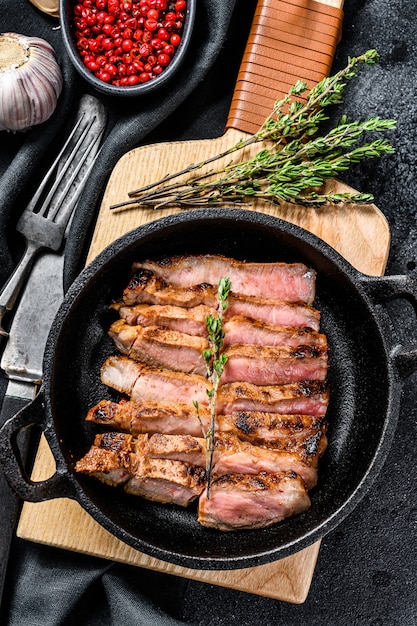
[1,209,416,570]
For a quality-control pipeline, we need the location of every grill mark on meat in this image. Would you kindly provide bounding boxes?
[137,255,316,304]
[212,434,319,489]
[221,344,328,385]
[216,381,329,416]
[116,303,214,336]
[101,356,211,405]
[217,412,328,450]
[109,319,209,375]
[198,471,311,531]
[121,269,320,330]
[86,399,210,436]
[126,456,206,506]
[223,316,326,348]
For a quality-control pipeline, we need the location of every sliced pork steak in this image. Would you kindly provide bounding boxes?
[116,303,214,335]
[137,255,316,304]
[108,319,209,375]
[221,344,328,385]
[198,471,311,531]
[75,432,206,507]
[216,380,329,416]
[86,398,210,437]
[217,412,327,449]
[139,432,207,467]
[122,268,218,308]
[82,252,330,531]
[223,316,327,348]
[126,456,207,507]
[226,295,320,331]
[101,355,211,406]
[74,432,134,487]
[121,269,320,330]
[212,434,320,489]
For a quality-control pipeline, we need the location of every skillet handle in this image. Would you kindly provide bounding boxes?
[360,274,417,379]
[0,391,76,502]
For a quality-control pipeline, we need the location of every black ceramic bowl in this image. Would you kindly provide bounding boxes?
[59,0,196,97]
[1,209,417,570]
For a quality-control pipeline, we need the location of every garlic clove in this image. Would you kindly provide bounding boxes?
[27,0,59,18]
[0,32,63,132]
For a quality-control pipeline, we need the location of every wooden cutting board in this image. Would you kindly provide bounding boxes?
[17,0,391,604]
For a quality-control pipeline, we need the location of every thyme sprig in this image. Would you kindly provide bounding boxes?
[110,50,396,212]
[193,277,231,498]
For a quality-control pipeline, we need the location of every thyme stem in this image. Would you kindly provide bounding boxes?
[197,277,231,498]
[110,50,396,212]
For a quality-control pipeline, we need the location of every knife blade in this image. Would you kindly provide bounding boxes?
[0,94,107,607]
[0,250,64,606]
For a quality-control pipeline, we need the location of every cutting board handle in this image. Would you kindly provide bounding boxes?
[226,0,344,135]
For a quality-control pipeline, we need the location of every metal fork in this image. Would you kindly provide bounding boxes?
[0,107,104,337]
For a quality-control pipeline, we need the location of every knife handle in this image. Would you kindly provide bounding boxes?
[0,394,32,608]
[226,0,344,135]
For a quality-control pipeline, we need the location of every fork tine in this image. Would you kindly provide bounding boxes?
[24,114,87,215]
[47,132,102,228]
[37,115,97,219]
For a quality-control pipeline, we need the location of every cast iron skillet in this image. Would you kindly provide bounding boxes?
[1,209,417,570]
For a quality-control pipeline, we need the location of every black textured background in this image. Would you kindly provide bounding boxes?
[1,0,417,624]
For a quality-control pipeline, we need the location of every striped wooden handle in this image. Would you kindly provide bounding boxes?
[227,0,344,135]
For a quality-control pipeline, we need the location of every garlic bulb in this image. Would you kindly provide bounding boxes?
[0,32,63,132]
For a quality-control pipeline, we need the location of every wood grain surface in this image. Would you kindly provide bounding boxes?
[17,0,391,605]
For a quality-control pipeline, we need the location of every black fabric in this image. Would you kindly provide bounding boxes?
[1,0,417,624]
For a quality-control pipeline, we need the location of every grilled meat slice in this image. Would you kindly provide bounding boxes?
[217,381,329,416]
[75,432,206,507]
[108,319,209,375]
[121,269,320,330]
[123,268,218,308]
[227,294,320,331]
[86,398,210,437]
[74,432,134,486]
[198,471,311,531]
[217,412,327,449]
[139,432,207,466]
[146,428,324,487]
[223,316,327,348]
[126,455,206,506]
[101,356,211,405]
[221,344,328,385]
[137,255,316,304]
[213,434,319,489]
[116,303,214,336]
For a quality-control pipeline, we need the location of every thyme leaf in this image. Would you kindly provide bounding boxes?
[110,50,396,212]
